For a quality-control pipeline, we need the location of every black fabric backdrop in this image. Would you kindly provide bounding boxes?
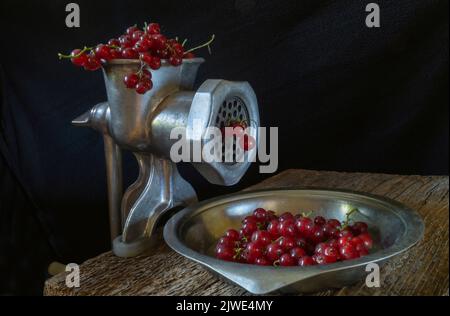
[0,0,448,295]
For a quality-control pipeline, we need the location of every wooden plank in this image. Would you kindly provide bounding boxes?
[44,169,449,296]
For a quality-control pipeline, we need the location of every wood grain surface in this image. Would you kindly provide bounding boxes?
[44,169,449,296]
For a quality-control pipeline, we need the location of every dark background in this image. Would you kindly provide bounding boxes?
[0,0,448,295]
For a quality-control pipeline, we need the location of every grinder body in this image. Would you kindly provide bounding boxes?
[72,58,259,257]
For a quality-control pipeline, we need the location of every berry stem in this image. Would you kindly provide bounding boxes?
[58,44,119,59]
[232,247,243,260]
[58,46,93,59]
[341,208,360,228]
[184,34,215,54]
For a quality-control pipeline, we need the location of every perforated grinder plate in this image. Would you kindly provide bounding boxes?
[214,97,250,164]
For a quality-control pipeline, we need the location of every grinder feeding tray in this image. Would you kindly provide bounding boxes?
[72,58,260,257]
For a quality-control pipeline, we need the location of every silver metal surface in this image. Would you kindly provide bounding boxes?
[103,134,123,240]
[164,188,425,294]
[72,59,260,257]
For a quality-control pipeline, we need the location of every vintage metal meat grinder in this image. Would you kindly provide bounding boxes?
[72,58,259,257]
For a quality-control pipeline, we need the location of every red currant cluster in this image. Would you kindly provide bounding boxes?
[58,22,214,94]
[221,120,256,152]
[215,208,373,267]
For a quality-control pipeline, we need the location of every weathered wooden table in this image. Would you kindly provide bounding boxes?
[44,169,449,296]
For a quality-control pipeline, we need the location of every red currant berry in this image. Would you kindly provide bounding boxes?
[279,253,296,266]
[126,26,140,36]
[255,257,271,266]
[279,212,295,222]
[215,245,235,261]
[121,47,139,59]
[241,221,258,238]
[357,245,369,256]
[358,233,373,250]
[339,227,354,238]
[351,222,369,235]
[327,219,341,228]
[295,237,307,249]
[278,236,295,251]
[110,49,122,59]
[350,236,364,249]
[171,42,184,56]
[339,243,360,260]
[124,73,139,89]
[135,80,152,94]
[131,30,144,43]
[328,227,340,239]
[147,56,160,70]
[322,223,340,239]
[156,49,170,59]
[253,208,267,222]
[239,134,256,151]
[146,23,161,35]
[312,254,324,265]
[225,229,240,241]
[314,242,327,255]
[94,44,112,60]
[290,247,306,259]
[70,49,88,67]
[245,242,263,263]
[338,235,353,247]
[141,69,152,79]
[295,217,314,238]
[139,52,153,65]
[135,40,150,53]
[119,35,133,48]
[314,216,326,226]
[323,246,339,263]
[266,243,284,262]
[242,215,257,225]
[217,236,236,248]
[141,35,154,47]
[327,238,339,249]
[267,219,280,239]
[251,230,271,247]
[83,54,101,71]
[311,225,326,243]
[321,223,333,237]
[108,38,120,47]
[152,34,167,50]
[278,219,296,238]
[298,256,315,266]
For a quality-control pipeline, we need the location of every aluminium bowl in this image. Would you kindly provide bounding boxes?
[163,188,424,294]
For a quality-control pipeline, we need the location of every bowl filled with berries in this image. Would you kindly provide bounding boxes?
[164,188,424,294]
